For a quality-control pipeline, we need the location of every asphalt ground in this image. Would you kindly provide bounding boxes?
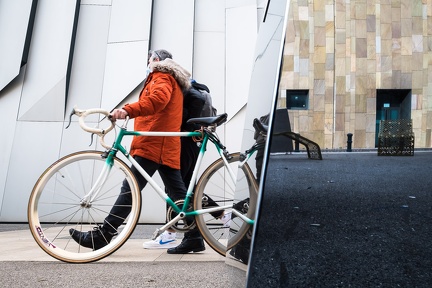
[248,150,432,287]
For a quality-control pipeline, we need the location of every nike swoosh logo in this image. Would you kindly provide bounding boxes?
[159,239,174,245]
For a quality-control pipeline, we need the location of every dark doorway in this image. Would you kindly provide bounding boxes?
[375,89,411,147]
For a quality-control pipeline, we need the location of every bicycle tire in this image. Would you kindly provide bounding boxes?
[28,150,141,263]
[194,152,258,256]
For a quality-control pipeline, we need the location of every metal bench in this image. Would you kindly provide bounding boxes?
[273,131,322,160]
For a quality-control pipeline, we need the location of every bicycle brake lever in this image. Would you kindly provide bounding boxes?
[65,108,76,129]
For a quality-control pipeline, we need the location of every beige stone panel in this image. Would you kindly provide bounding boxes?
[334,131,348,149]
[365,132,376,148]
[381,56,393,73]
[412,110,422,129]
[335,43,346,59]
[299,115,309,132]
[314,0,325,11]
[299,39,309,57]
[412,52,423,71]
[353,129,366,148]
[356,76,369,95]
[401,19,412,37]
[312,112,325,130]
[357,58,368,75]
[314,11,326,27]
[365,114,376,133]
[314,46,327,63]
[367,33,376,55]
[424,54,432,70]
[380,4,392,24]
[335,12,346,30]
[335,30,346,46]
[279,72,293,89]
[283,55,294,71]
[335,94,345,114]
[314,79,326,96]
[325,4,334,22]
[355,113,366,130]
[401,37,413,56]
[381,39,393,55]
[366,15,376,32]
[314,63,325,80]
[356,38,368,58]
[381,71,393,87]
[367,97,376,114]
[324,134,333,148]
[326,38,335,54]
[392,39,401,54]
[376,71,382,87]
[400,73,412,88]
[326,21,335,38]
[367,74,376,90]
[335,76,345,94]
[355,2,367,19]
[392,21,401,38]
[412,17,423,35]
[298,6,309,21]
[428,17,432,35]
[324,115,334,135]
[401,0,412,19]
[401,56,412,73]
[412,1,423,17]
[326,53,334,70]
[412,35,424,53]
[335,112,344,131]
[324,101,334,117]
[367,58,376,74]
[367,2,376,14]
[390,0,401,8]
[299,76,309,89]
[381,23,392,40]
[412,70,424,90]
[355,93,367,113]
[298,21,309,39]
[312,131,325,148]
[335,0,346,12]
[325,70,334,84]
[392,70,401,89]
[314,94,325,112]
[315,27,326,46]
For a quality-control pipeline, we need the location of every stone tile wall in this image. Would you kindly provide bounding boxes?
[280,0,432,149]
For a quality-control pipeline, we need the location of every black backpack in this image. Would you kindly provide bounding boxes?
[191,81,217,117]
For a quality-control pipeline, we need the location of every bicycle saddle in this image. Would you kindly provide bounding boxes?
[187,113,228,127]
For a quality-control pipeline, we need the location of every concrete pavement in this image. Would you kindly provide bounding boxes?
[0,224,248,287]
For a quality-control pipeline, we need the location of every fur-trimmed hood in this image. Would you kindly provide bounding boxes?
[149,58,191,91]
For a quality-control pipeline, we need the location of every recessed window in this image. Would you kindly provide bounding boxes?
[286,90,309,110]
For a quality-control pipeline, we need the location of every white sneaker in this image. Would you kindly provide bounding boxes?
[143,231,177,249]
[221,211,232,227]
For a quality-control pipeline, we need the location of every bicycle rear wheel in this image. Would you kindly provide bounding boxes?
[28,150,141,263]
[194,152,258,256]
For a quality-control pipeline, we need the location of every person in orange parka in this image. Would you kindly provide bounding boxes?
[69,49,192,250]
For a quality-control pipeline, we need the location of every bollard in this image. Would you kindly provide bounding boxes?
[347,133,353,152]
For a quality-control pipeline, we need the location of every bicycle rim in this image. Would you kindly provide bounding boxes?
[28,151,141,263]
[194,152,258,256]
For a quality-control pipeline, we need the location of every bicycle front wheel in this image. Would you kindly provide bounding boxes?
[194,152,258,256]
[28,151,141,263]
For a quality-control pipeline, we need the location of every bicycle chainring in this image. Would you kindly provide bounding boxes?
[166,200,196,232]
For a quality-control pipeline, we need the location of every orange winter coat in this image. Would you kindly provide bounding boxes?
[122,59,191,169]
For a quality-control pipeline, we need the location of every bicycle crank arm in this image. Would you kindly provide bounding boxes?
[151,212,186,240]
